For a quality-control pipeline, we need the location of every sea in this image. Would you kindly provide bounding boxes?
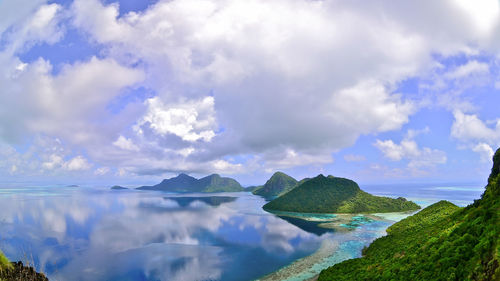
[0,182,485,281]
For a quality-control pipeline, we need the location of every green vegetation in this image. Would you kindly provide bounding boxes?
[198,174,244,192]
[263,175,420,213]
[137,173,244,192]
[253,172,298,198]
[0,251,12,271]
[318,148,500,281]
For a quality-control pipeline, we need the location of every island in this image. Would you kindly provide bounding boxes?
[263,174,420,213]
[252,171,298,199]
[318,148,500,281]
[110,185,128,190]
[136,173,244,192]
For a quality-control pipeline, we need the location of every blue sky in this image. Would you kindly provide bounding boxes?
[1,0,500,186]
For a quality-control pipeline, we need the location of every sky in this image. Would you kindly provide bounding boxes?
[1,0,500,187]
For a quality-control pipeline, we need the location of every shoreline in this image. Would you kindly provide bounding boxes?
[256,211,417,281]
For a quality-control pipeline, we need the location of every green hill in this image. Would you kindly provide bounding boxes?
[253,172,298,198]
[136,173,244,192]
[318,148,500,281]
[263,175,420,213]
[197,174,243,192]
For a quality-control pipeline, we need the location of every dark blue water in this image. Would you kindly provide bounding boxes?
[0,183,484,281]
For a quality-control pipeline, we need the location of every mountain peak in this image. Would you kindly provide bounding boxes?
[253,171,298,198]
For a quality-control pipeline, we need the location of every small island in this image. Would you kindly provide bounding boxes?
[252,172,298,199]
[110,185,128,190]
[136,173,244,193]
[263,174,420,213]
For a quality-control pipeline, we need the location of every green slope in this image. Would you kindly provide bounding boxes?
[198,174,244,192]
[0,251,12,271]
[263,175,420,213]
[318,149,500,281]
[253,172,298,198]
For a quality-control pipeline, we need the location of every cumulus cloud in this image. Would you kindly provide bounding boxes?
[1,0,500,180]
[451,111,500,143]
[136,96,217,142]
[63,156,92,171]
[451,111,500,161]
[113,136,139,151]
[374,128,447,174]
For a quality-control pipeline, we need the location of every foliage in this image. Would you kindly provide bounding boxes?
[253,172,298,198]
[0,251,12,271]
[318,148,500,281]
[263,175,420,213]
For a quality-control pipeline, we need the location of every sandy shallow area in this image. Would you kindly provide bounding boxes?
[256,211,417,281]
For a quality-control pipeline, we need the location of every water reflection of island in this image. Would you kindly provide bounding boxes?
[277,216,332,236]
[164,196,237,207]
[275,213,377,236]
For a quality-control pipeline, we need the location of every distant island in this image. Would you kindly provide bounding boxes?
[263,174,420,213]
[110,185,128,190]
[318,148,500,280]
[252,172,298,199]
[136,173,244,193]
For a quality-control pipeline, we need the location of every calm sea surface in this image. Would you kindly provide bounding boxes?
[0,183,484,281]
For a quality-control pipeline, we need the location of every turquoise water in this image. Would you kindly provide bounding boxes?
[0,183,483,280]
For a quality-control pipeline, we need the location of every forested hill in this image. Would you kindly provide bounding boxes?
[252,172,298,198]
[263,175,420,213]
[318,148,500,281]
[136,173,244,192]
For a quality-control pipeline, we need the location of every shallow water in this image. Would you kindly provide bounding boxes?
[0,183,483,281]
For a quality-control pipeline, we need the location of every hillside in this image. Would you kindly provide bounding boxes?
[318,148,500,281]
[136,173,244,192]
[263,175,420,213]
[0,251,48,280]
[253,172,298,198]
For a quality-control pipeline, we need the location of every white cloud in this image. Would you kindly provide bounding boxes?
[64,156,92,171]
[2,0,500,180]
[94,167,110,176]
[375,129,447,170]
[451,111,500,161]
[42,154,64,170]
[451,111,500,143]
[113,136,139,151]
[136,96,216,142]
[444,60,490,80]
[472,143,495,162]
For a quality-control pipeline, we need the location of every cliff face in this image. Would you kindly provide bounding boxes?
[318,148,500,281]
